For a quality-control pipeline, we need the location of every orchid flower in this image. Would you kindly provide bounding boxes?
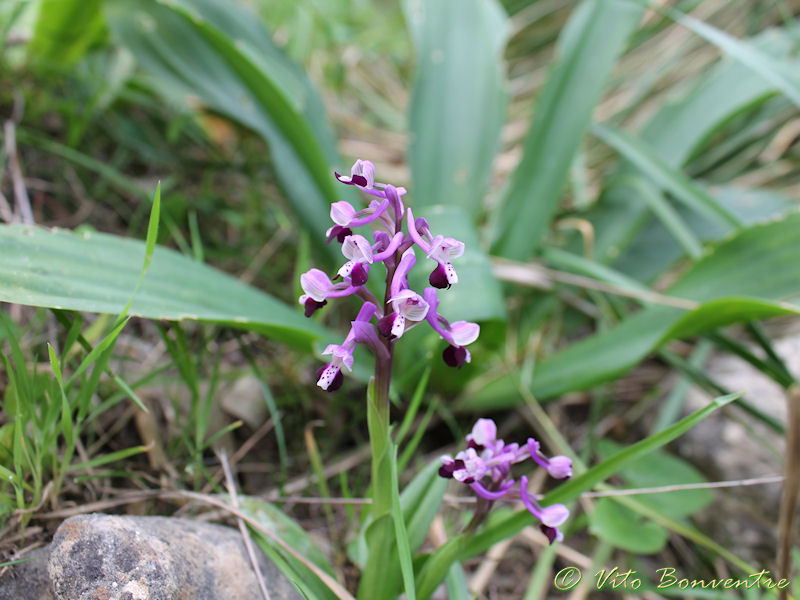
[316,302,378,391]
[407,208,464,287]
[439,418,572,544]
[422,287,479,368]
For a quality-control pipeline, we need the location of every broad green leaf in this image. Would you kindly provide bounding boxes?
[641,30,796,167]
[665,8,800,109]
[359,515,398,600]
[29,0,106,65]
[418,394,737,597]
[105,0,349,258]
[463,213,800,408]
[591,123,742,229]
[612,185,796,284]
[492,0,644,260]
[405,0,508,217]
[589,498,669,554]
[590,29,798,269]
[0,224,327,349]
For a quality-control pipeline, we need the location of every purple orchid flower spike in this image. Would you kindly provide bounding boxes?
[439,418,571,544]
[302,157,478,390]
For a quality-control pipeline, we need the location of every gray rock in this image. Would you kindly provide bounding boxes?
[1,514,302,600]
[0,547,52,600]
[49,514,302,600]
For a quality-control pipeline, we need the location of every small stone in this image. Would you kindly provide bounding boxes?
[46,514,301,600]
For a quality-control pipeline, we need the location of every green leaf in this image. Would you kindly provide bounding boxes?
[610,186,796,284]
[590,29,798,269]
[0,224,327,350]
[405,0,508,217]
[591,123,742,229]
[463,213,800,407]
[359,515,398,600]
[444,563,471,600]
[29,0,106,66]
[69,443,151,470]
[640,30,795,167]
[492,0,644,260]
[666,8,800,109]
[105,0,349,257]
[389,447,416,600]
[415,537,467,600]
[589,498,669,554]
[400,459,447,554]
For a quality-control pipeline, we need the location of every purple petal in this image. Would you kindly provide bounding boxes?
[390,248,417,298]
[326,225,353,244]
[470,419,497,447]
[518,475,543,520]
[350,321,389,360]
[442,345,468,368]
[540,504,569,527]
[348,199,390,227]
[439,455,456,478]
[453,448,486,482]
[378,313,396,338]
[372,231,404,262]
[330,201,357,225]
[303,298,327,318]
[316,364,343,391]
[300,269,334,302]
[526,438,549,471]
[350,263,369,287]
[540,525,563,545]
[383,183,404,220]
[429,263,449,289]
[342,234,374,263]
[547,456,573,479]
[450,321,480,346]
[406,208,431,253]
[469,480,514,500]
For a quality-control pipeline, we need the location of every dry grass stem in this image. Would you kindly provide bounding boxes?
[219,449,271,600]
[492,257,700,310]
